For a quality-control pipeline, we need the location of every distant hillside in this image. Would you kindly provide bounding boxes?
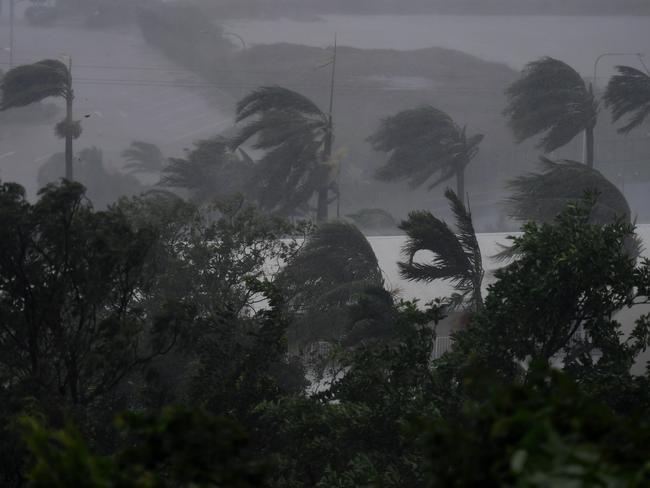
[188,0,650,17]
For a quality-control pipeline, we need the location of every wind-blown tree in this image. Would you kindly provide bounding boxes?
[368,105,483,199]
[399,189,483,312]
[506,157,630,225]
[604,65,650,134]
[122,140,164,175]
[504,57,599,167]
[160,136,254,204]
[0,59,79,179]
[231,86,335,221]
[280,222,392,347]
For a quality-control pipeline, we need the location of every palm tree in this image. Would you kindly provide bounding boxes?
[121,141,164,175]
[231,86,334,221]
[280,221,390,346]
[159,136,254,204]
[1,59,78,179]
[603,65,650,134]
[368,106,483,199]
[504,57,599,167]
[505,157,631,225]
[398,189,483,312]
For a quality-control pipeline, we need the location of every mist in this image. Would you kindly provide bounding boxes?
[1,1,650,485]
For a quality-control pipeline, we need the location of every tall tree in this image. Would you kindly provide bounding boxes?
[231,86,334,221]
[604,65,650,134]
[398,189,484,312]
[504,57,598,167]
[0,59,79,179]
[280,221,391,347]
[368,106,483,199]
[506,157,631,225]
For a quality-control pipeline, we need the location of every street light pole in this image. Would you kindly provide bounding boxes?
[593,52,644,89]
[585,52,645,166]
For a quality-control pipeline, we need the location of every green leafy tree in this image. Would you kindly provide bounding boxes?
[256,301,445,488]
[504,57,599,167]
[116,194,307,417]
[420,363,650,487]
[399,189,484,311]
[231,86,335,221]
[604,65,650,134]
[449,197,650,383]
[368,105,483,199]
[22,407,266,488]
[0,180,179,421]
[0,59,79,179]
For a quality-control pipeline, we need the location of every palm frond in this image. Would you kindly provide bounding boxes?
[504,57,598,152]
[235,86,325,122]
[398,190,483,310]
[505,157,631,225]
[282,221,383,308]
[604,65,650,134]
[159,136,253,203]
[369,105,482,191]
[1,59,69,110]
[232,86,330,214]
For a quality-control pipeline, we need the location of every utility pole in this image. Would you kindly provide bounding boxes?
[64,56,74,180]
[587,52,644,167]
[317,34,337,223]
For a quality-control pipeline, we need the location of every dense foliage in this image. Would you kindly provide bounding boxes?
[0,179,648,486]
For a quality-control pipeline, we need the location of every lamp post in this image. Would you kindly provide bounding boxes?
[585,52,645,166]
[593,52,644,89]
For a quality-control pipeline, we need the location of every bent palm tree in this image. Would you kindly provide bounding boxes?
[160,136,254,204]
[122,141,164,174]
[1,59,78,179]
[505,157,630,225]
[604,65,650,134]
[280,222,389,346]
[231,86,334,221]
[399,189,483,311]
[368,106,483,199]
[504,57,598,167]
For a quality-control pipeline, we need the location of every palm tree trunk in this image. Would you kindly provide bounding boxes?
[456,169,465,202]
[65,60,74,180]
[65,93,73,181]
[584,125,594,168]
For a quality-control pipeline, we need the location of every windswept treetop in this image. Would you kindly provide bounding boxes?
[506,157,630,225]
[504,57,598,153]
[604,65,650,134]
[399,189,483,311]
[231,86,333,217]
[0,59,70,110]
[368,105,483,196]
